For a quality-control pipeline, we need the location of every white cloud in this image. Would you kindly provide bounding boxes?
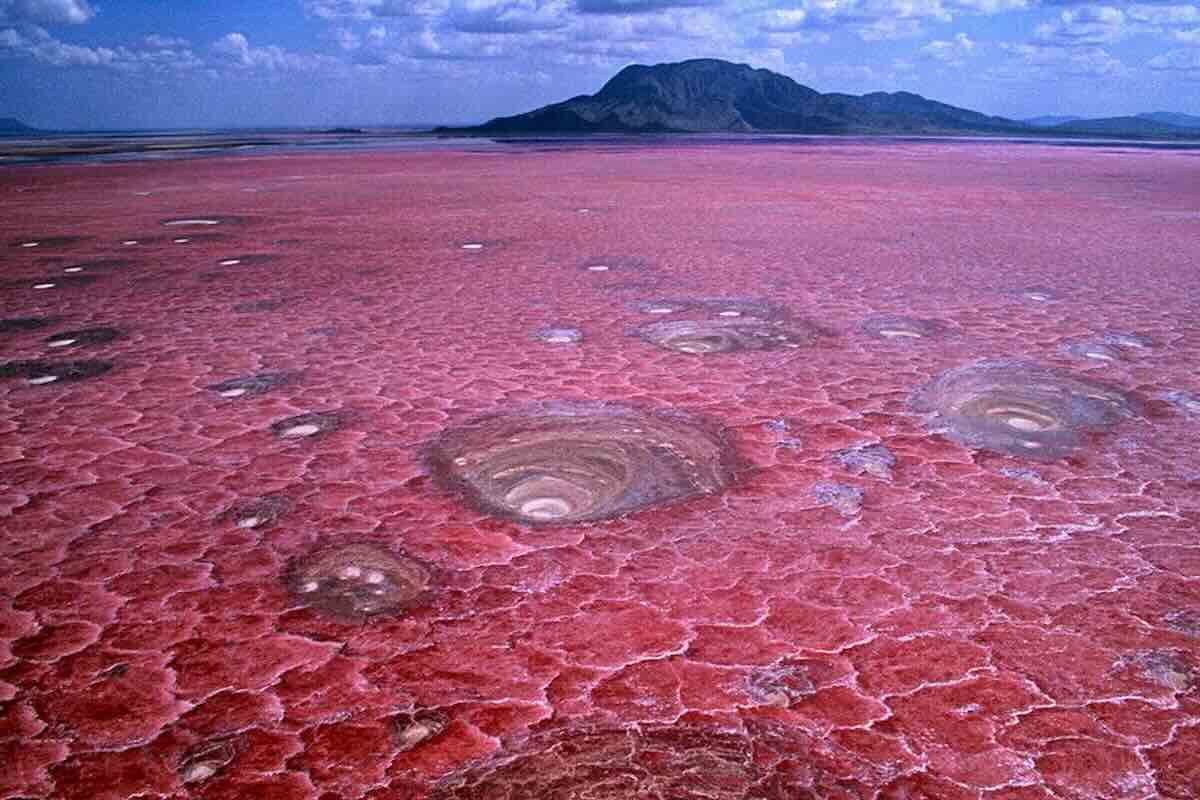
[1036,6,1127,46]
[921,31,975,64]
[211,31,338,71]
[0,0,94,25]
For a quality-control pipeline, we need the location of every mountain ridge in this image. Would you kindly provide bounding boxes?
[436,59,1200,140]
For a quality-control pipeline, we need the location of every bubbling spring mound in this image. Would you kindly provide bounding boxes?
[427,401,738,525]
[285,543,432,620]
[912,360,1140,459]
[635,313,819,355]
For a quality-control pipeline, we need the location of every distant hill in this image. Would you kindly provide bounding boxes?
[1048,116,1198,137]
[0,118,40,136]
[438,59,1028,136]
[1023,115,1083,127]
[1136,112,1200,129]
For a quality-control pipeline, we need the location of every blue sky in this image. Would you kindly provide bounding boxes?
[1,0,1197,129]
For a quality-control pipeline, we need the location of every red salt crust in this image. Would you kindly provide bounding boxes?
[2,142,1199,798]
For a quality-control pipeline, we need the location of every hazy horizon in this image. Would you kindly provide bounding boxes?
[1,1,1198,131]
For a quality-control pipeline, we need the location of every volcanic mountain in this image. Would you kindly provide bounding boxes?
[440,58,1029,135]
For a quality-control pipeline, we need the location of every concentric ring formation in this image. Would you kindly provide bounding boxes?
[286,543,432,620]
[912,360,1140,459]
[427,401,738,525]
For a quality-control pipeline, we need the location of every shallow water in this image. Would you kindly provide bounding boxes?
[2,141,1199,799]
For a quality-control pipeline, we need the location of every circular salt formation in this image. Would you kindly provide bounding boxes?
[269,410,343,439]
[0,360,113,384]
[162,218,223,227]
[861,315,947,341]
[1062,340,1123,363]
[42,327,121,349]
[912,360,1140,460]
[427,401,738,525]
[635,317,817,355]
[430,723,803,800]
[286,543,432,619]
[533,327,583,345]
[207,372,290,398]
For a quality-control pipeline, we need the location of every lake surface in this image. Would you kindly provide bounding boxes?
[2,140,1198,798]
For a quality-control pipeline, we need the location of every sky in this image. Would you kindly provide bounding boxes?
[0,0,1198,129]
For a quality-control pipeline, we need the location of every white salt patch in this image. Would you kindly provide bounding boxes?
[219,259,242,266]
[587,265,610,272]
[47,339,76,348]
[282,423,321,437]
[461,243,484,250]
[164,219,220,226]
[219,387,247,398]
[28,375,59,385]
[63,267,83,273]
[33,283,55,290]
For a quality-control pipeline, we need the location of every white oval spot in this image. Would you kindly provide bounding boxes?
[63,266,84,273]
[219,387,247,398]
[219,259,242,266]
[47,338,76,348]
[282,423,321,437]
[28,375,59,385]
[520,497,573,519]
[33,282,56,290]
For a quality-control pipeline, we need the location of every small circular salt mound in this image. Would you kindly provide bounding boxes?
[285,543,432,620]
[426,401,738,525]
[1,359,113,385]
[911,359,1140,460]
[635,317,818,355]
[861,314,948,341]
[269,410,344,439]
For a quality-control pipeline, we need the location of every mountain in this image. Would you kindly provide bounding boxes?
[1048,116,1198,137]
[1023,115,1083,127]
[438,59,1027,136]
[1136,111,1200,129]
[0,118,41,136]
